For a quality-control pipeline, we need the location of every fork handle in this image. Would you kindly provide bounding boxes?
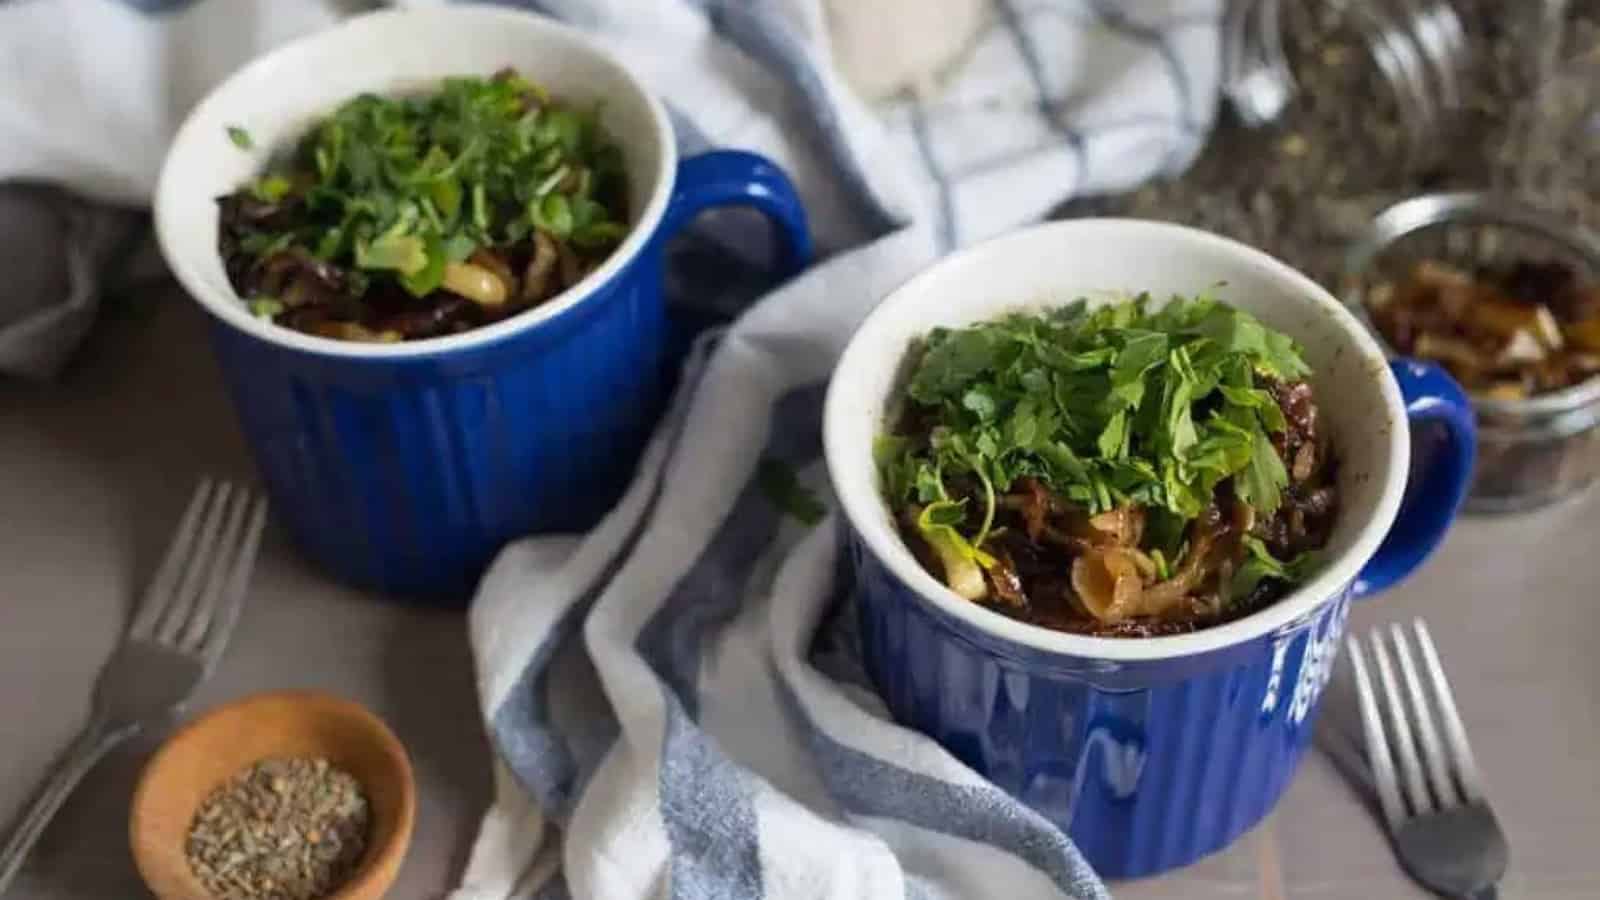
[0,718,137,893]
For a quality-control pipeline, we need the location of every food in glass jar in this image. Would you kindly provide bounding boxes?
[875,294,1337,638]
[1367,257,1600,400]
[217,69,629,343]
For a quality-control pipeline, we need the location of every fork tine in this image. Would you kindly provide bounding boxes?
[177,485,254,650]
[1391,621,1460,810]
[200,495,268,668]
[1347,637,1407,831]
[154,482,234,644]
[128,479,214,639]
[1413,619,1485,801]
[1370,629,1433,816]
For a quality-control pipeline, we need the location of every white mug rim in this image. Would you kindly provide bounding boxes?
[823,218,1409,663]
[152,6,677,360]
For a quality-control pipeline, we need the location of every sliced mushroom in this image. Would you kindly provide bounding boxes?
[521,232,559,303]
[1137,510,1224,615]
[1292,443,1316,483]
[1038,525,1094,555]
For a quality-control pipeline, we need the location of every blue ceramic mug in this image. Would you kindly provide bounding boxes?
[154,8,810,603]
[823,220,1475,879]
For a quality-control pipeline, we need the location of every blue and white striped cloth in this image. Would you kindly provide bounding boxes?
[0,1,1224,896]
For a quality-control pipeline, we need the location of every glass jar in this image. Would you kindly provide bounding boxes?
[1488,15,1600,228]
[1224,0,1473,194]
[1084,0,1479,293]
[1342,191,1600,513]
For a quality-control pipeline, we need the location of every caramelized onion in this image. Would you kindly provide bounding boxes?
[1071,548,1144,623]
[1087,506,1145,547]
[522,232,560,303]
[443,262,509,307]
[1138,509,1225,615]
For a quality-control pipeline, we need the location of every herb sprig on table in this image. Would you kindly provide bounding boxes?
[876,294,1316,597]
[219,70,630,341]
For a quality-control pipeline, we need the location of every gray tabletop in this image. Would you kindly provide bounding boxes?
[4,295,1598,899]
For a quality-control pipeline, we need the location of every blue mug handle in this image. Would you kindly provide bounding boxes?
[662,149,813,276]
[1352,359,1477,598]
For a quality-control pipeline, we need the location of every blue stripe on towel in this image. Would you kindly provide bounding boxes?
[92,0,202,12]
[1086,0,1199,135]
[773,672,1106,900]
[490,607,606,818]
[906,100,955,253]
[637,382,824,900]
[469,0,561,18]
[996,0,1089,194]
[496,380,823,890]
[636,383,825,714]
[489,334,722,820]
[659,689,765,900]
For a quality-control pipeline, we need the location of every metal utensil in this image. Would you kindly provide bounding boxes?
[1346,619,1508,899]
[0,480,267,892]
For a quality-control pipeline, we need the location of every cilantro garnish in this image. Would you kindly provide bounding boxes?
[1232,536,1319,604]
[217,70,630,341]
[879,293,1322,609]
[227,126,254,150]
[757,458,827,527]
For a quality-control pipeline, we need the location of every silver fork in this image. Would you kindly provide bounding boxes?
[0,480,267,892]
[1347,619,1508,900]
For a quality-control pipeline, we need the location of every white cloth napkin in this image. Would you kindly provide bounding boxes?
[0,0,1224,896]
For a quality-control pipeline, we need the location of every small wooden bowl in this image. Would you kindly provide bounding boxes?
[130,690,415,900]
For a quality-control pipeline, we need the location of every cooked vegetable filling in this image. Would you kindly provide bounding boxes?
[876,294,1338,637]
[218,69,629,342]
[1369,258,1600,400]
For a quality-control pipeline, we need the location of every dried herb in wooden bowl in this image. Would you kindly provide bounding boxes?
[186,757,371,900]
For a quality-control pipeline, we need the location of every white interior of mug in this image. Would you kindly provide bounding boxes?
[153,6,674,359]
[824,219,1409,662]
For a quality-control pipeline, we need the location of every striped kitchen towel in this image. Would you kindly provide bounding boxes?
[0,0,1223,895]
[454,2,1222,899]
